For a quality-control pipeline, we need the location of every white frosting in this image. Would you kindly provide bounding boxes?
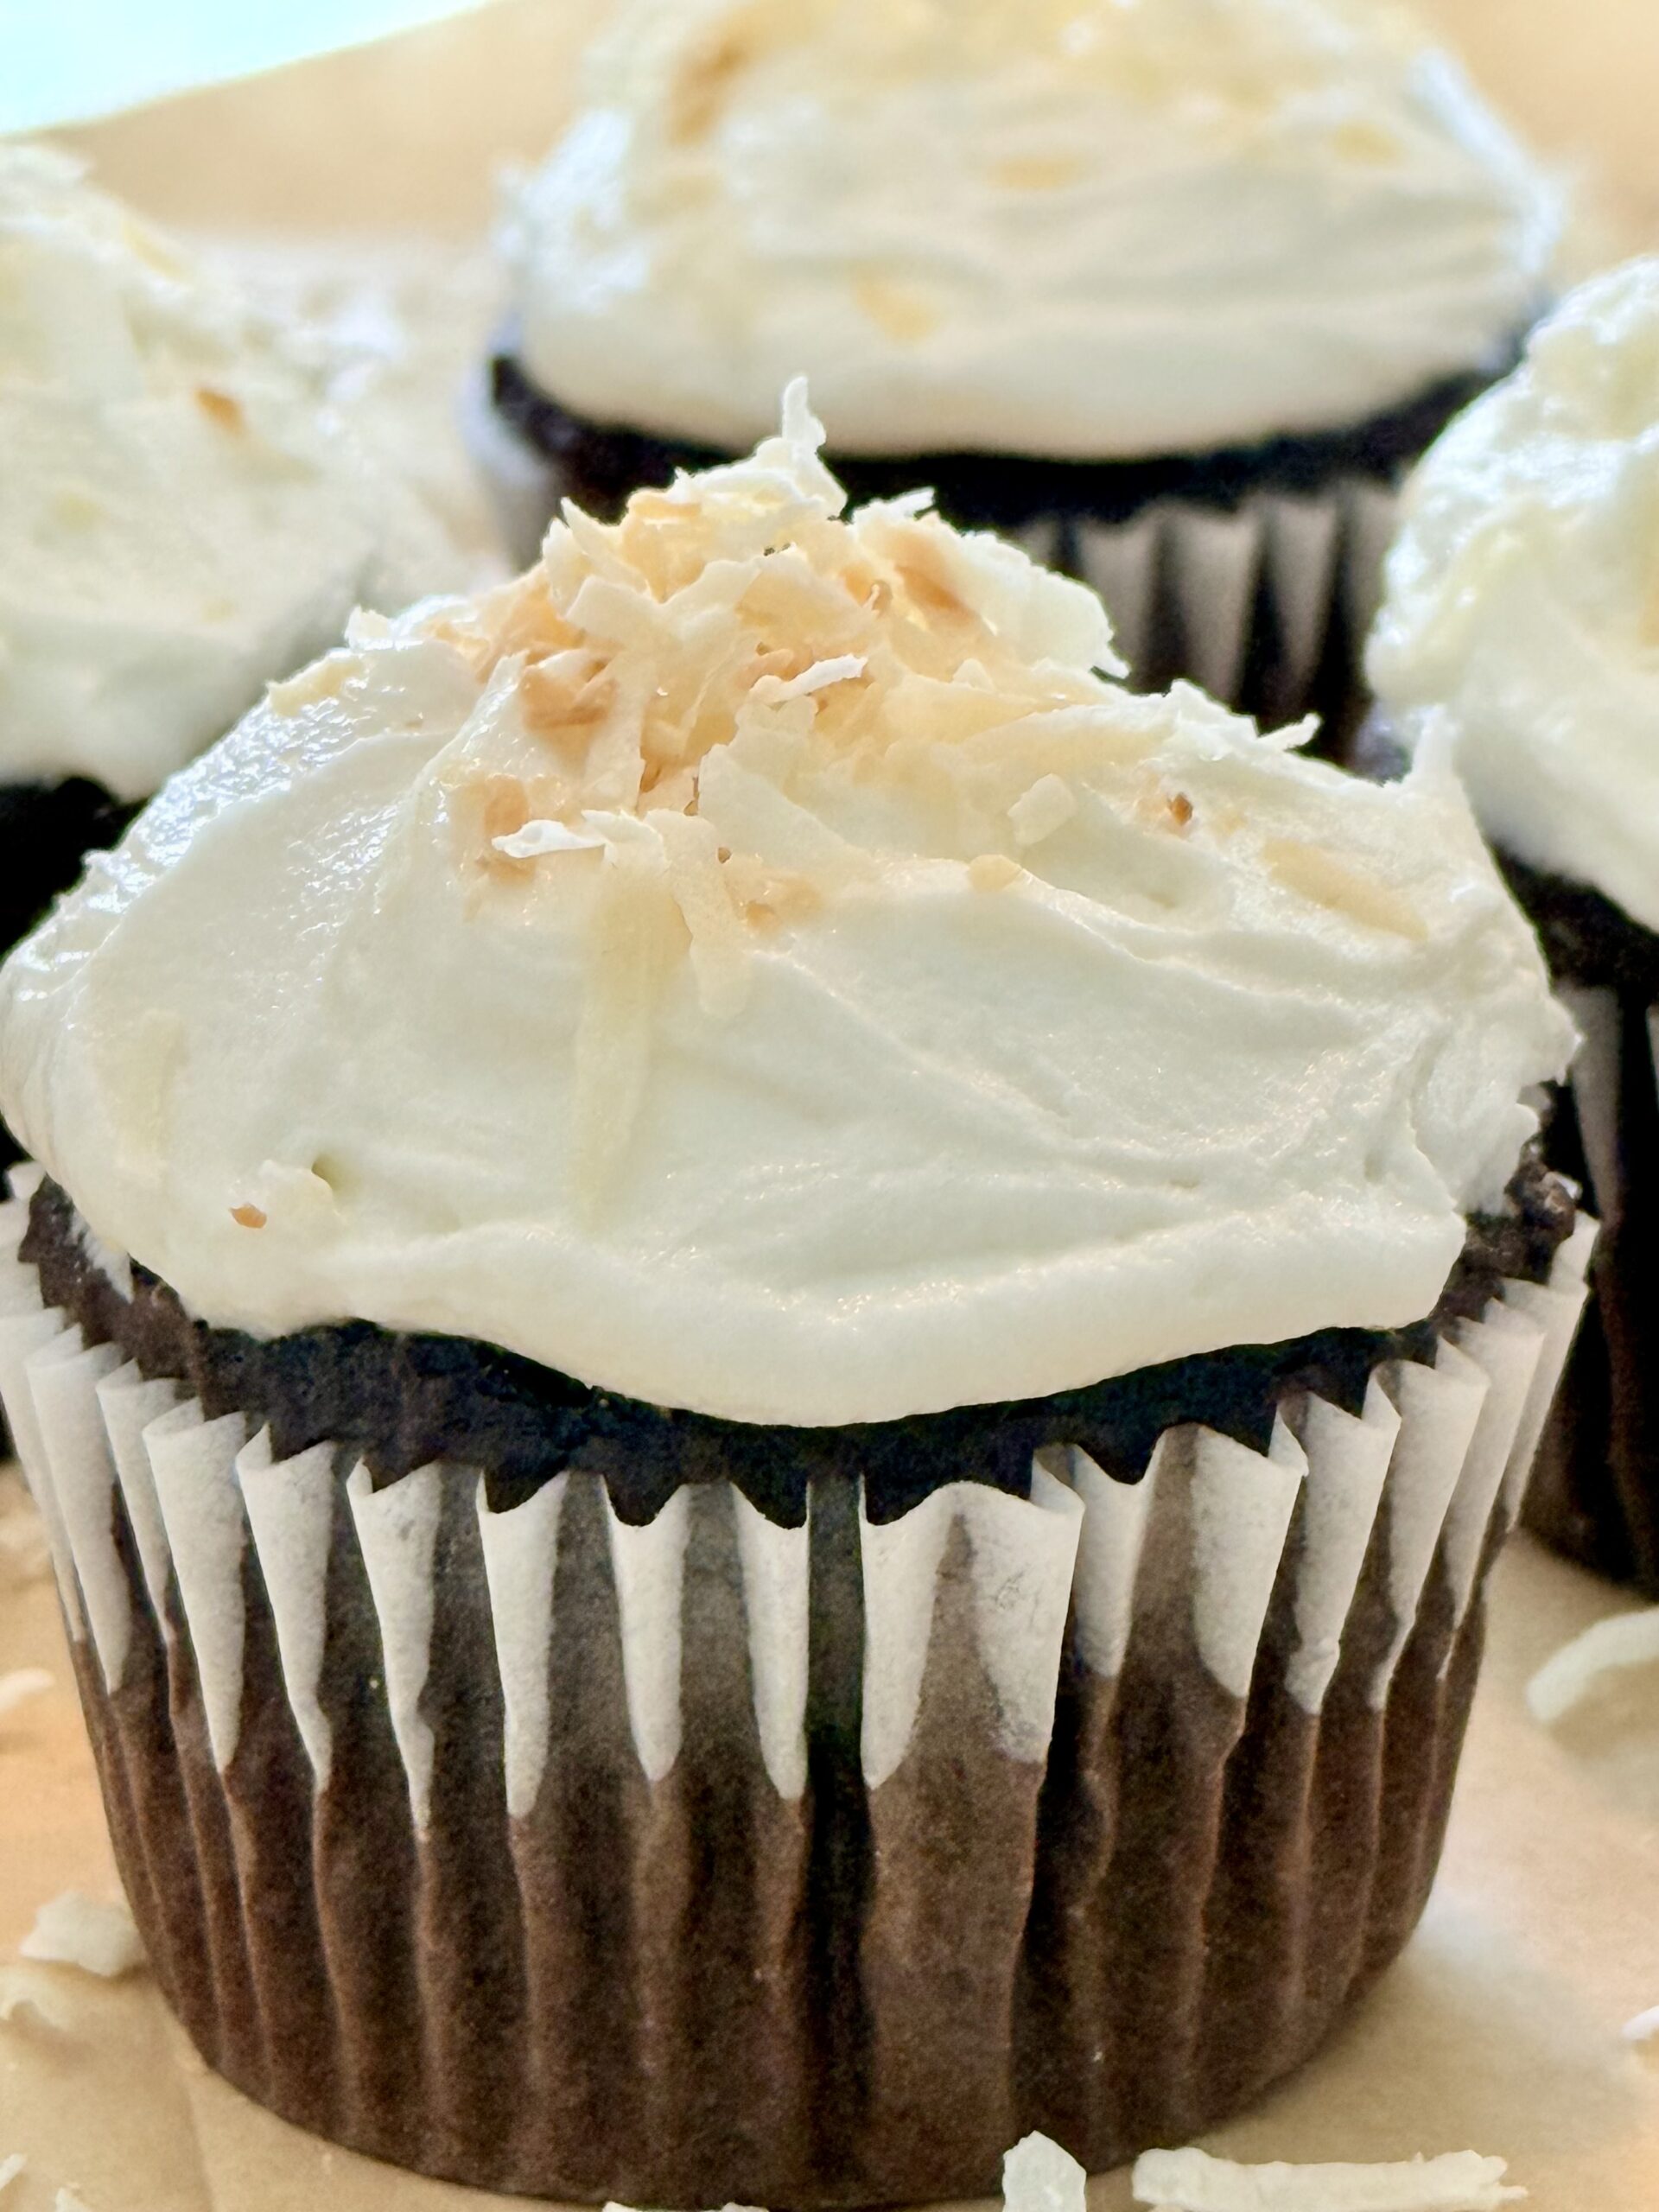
[1370,257,1659,935]
[0,391,1572,1426]
[0,146,465,802]
[501,0,1560,462]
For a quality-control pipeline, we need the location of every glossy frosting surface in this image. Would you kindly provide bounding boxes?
[0,145,461,800]
[0,391,1573,1422]
[1371,257,1659,935]
[503,0,1560,461]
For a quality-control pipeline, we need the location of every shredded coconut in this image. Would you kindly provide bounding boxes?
[1130,2145,1523,2210]
[1526,1608,1659,1726]
[56,2192,93,2212]
[0,1670,51,1719]
[423,378,1124,1183]
[20,1891,144,1980]
[1003,2131,1087,2212]
[0,2158,23,2196]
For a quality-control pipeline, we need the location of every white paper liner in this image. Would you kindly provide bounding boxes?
[0,1174,1593,2205]
[0,1180,1590,1819]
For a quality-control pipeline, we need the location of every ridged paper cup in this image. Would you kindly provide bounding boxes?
[0,1168,1592,2207]
[1522,984,1659,1594]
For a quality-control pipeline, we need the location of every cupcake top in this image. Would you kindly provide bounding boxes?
[0,388,1572,1427]
[0,145,463,804]
[1370,258,1659,936]
[501,0,1560,463]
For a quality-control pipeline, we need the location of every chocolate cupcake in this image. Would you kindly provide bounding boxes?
[0,393,1587,2207]
[1369,258,1659,1598]
[0,142,467,1124]
[477,0,1560,741]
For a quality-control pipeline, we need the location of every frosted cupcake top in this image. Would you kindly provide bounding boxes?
[0,389,1572,1425]
[1370,258,1659,936]
[501,0,1560,462]
[0,145,463,802]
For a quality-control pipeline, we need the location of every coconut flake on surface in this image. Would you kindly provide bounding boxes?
[20,1891,144,1980]
[0,1967,70,2032]
[1526,1608,1659,1725]
[1003,2131,1087,2212]
[601,2202,765,2212]
[0,1669,52,1719]
[1623,2004,1659,2064]
[55,2192,93,2212]
[0,2158,23,2196]
[1130,2145,1523,2210]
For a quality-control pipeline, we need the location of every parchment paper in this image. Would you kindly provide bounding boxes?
[3,6,1659,2207]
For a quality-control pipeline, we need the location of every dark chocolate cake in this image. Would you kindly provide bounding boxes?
[10,1160,1582,2206]
[25,1153,1574,1528]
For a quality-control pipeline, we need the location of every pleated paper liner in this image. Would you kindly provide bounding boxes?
[0,1171,1592,2209]
[1521,984,1659,1595]
[461,365,1400,749]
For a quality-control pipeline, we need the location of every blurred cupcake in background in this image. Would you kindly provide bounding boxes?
[0,391,1589,2208]
[1369,257,1659,1593]
[0,143,469,1055]
[479,0,1561,741]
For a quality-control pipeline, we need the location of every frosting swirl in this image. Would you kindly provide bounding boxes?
[0,390,1573,1425]
[1370,257,1659,936]
[0,144,463,802]
[502,0,1560,462]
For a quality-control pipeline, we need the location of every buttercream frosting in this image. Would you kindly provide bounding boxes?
[501,0,1560,462]
[0,144,464,802]
[1370,257,1659,936]
[0,388,1573,1425]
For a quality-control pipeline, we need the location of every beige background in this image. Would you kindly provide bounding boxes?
[53,0,1659,247]
[5,5,1659,2210]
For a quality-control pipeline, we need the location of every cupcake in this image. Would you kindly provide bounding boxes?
[0,145,466,1067]
[0,391,1587,2207]
[478,0,1560,740]
[1369,257,1659,1597]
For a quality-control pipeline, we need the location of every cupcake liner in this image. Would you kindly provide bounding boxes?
[0,1178,1592,2208]
[461,367,1401,747]
[1523,984,1659,1594]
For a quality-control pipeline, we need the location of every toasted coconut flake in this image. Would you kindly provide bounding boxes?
[1527,1608,1659,1726]
[1009,773,1077,849]
[969,854,1023,893]
[569,839,681,1211]
[1130,2146,1523,2210]
[267,653,353,713]
[229,1204,267,1230]
[495,819,606,861]
[1261,837,1427,943]
[0,1669,53,1720]
[194,384,245,433]
[21,1892,144,1980]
